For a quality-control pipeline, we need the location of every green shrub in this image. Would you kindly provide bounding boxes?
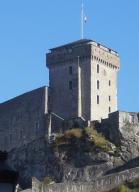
[54,127,112,152]
[118,185,130,192]
[84,128,112,152]
[84,127,94,136]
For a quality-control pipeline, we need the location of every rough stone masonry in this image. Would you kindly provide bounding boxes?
[0,39,139,190]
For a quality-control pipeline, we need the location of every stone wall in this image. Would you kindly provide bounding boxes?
[47,40,91,121]
[47,39,120,123]
[7,137,49,188]
[22,167,139,192]
[100,111,139,146]
[90,43,120,121]
[6,136,113,189]
[0,86,49,151]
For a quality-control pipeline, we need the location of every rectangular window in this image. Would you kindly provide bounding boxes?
[97,80,99,89]
[69,66,73,75]
[109,80,111,86]
[97,64,99,73]
[109,96,111,101]
[97,95,99,104]
[69,81,72,90]
[109,107,111,113]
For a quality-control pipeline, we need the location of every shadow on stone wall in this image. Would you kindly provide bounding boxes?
[106,156,139,175]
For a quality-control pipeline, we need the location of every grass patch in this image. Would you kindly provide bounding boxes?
[54,127,112,152]
[64,128,82,138]
[118,185,131,192]
[84,127,112,152]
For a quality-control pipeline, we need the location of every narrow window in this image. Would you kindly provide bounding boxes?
[109,96,111,102]
[97,80,99,89]
[109,107,111,113]
[109,80,111,86]
[97,95,99,104]
[69,81,72,90]
[69,66,72,75]
[97,64,99,73]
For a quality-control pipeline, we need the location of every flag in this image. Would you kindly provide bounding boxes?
[84,15,87,23]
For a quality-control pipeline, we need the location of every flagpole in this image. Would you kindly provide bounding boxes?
[81,0,84,39]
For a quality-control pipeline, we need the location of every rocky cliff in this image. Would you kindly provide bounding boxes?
[7,120,139,191]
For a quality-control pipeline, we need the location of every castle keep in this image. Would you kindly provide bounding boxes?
[3,39,137,188]
[0,39,120,151]
[47,39,120,121]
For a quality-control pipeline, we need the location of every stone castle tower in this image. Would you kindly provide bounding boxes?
[0,38,120,151]
[47,39,120,121]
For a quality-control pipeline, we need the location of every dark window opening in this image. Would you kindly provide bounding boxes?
[97,95,99,104]
[97,80,99,89]
[109,96,111,101]
[97,64,99,73]
[109,107,111,113]
[69,81,73,90]
[69,66,73,75]
[109,80,111,86]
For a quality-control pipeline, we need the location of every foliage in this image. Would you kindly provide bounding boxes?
[55,134,69,145]
[54,127,112,153]
[84,127,112,152]
[64,128,83,138]
[118,185,131,192]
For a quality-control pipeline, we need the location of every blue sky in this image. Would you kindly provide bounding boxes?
[0,0,139,112]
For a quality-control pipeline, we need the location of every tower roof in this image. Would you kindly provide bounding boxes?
[49,39,92,50]
[49,39,119,56]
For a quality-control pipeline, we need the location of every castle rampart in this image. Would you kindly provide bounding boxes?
[100,111,139,145]
[22,167,139,192]
[0,86,49,151]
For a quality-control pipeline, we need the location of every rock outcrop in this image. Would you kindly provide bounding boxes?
[7,111,139,190]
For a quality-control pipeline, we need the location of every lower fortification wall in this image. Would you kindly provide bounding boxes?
[24,167,139,192]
